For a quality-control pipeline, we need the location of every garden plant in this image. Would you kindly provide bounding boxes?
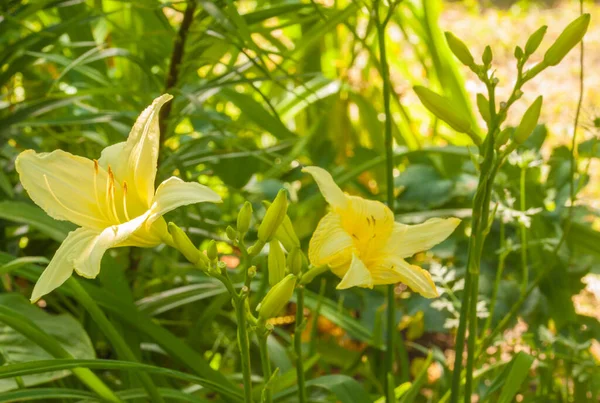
[0,0,599,402]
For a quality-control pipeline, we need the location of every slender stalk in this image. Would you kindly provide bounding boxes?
[519,165,528,295]
[67,279,164,403]
[482,220,506,336]
[375,3,404,399]
[294,286,307,403]
[159,0,197,147]
[258,331,273,403]
[234,297,254,403]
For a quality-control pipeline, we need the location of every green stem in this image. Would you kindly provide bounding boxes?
[294,286,307,403]
[234,297,254,403]
[375,4,403,399]
[258,331,272,403]
[67,279,163,403]
[482,220,506,336]
[519,165,528,295]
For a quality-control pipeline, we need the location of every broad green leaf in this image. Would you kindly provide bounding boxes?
[0,294,94,392]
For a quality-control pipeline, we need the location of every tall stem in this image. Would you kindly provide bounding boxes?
[295,286,307,403]
[519,165,528,295]
[375,5,403,400]
[483,220,505,336]
[258,332,272,403]
[234,297,254,403]
[68,279,164,403]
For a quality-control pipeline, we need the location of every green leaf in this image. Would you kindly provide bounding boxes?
[0,201,74,242]
[220,88,295,139]
[481,352,534,403]
[0,294,94,392]
[0,359,243,401]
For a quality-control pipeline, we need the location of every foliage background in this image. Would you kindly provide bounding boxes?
[0,0,599,401]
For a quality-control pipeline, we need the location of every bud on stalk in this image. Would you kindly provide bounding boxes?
[543,14,590,66]
[514,96,543,144]
[414,86,473,134]
[268,240,286,286]
[258,189,288,243]
[445,32,475,68]
[168,222,202,267]
[263,200,300,251]
[257,274,297,320]
[525,25,547,55]
[237,201,253,234]
[287,247,305,275]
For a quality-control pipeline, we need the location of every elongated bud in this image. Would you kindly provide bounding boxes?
[263,200,300,251]
[257,274,297,320]
[168,222,202,266]
[414,86,472,134]
[207,240,218,261]
[226,225,237,241]
[287,247,304,275]
[476,93,491,124]
[525,25,547,55]
[495,127,513,147]
[543,14,590,66]
[514,96,543,144]
[258,189,288,243]
[237,201,253,234]
[482,46,492,66]
[445,32,475,68]
[268,240,286,286]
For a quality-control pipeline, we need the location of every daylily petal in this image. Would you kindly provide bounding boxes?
[308,212,354,269]
[16,149,111,230]
[147,177,222,225]
[73,210,152,278]
[302,166,348,210]
[98,142,127,181]
[383,218,461,258]
[337,254,373,289]
[370,254,438,298]
[112,94,173,208]
[31,227,99,302]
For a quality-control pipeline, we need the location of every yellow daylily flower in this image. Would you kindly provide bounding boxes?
[303,166,460,298]
[16,95,222,302]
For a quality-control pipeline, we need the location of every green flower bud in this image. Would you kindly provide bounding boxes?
[514,96,543,144]
[263,200,300,251]
[168,222,201,267]
[495,127,513,147]
[414,86,472,134]
[482,46,492,66]
[248,265,257,278]
[258,189,288,243]
[287,247,304,275]
[544,14,590,66]
[514,46,524,60]
[476,93,491,124]
[525,25,547,55]
[257,274,297,320]
[268,240,286,286]
[445,32,475,67]
[207,240,218,261]
[237,201,253,234]
[226,225,237,241]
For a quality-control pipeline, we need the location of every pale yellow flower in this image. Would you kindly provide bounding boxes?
[17,95,221,302]
[303,166,460,297]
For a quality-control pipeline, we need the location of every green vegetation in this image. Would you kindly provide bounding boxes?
[0,1,599,402]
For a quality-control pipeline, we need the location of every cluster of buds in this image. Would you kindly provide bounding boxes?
[168,188,307,322]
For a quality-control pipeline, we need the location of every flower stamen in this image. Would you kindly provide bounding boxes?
[106,166,120,223]
[122,182,131,222]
